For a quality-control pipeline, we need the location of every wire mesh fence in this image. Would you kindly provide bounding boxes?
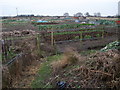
[1,32,40,65]
[1,24,118,65]
[40,25,118,45]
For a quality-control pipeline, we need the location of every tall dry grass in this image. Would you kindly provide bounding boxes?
[51,47,84,72]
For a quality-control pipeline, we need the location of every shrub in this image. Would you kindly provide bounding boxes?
[96,34,101,37]
[84,35,92,39]
[74,36,79,39]
[51,47,80,72]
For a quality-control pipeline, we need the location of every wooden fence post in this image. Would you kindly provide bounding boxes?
[36,34,41,56]
[51,29,54,46]
[80,31,83,49]
[102,26,104,38]
[4,37,8,61]
[80,32,83,41]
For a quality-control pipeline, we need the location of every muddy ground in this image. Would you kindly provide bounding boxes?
[56,35,117,53]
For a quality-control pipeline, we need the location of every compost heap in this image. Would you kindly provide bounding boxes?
[50,42,120,88]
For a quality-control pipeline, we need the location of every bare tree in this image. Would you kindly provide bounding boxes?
[74,12,83,17]
[63,13,69,17]
[85,12,90,17]
[97,12,101,17]
[94,12,101,17]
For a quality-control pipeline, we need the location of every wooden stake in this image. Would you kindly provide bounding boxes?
[36,34,40,56]
[51,29,54,46]
[80,32,83,41]
[102,27,104,38]
[80,32,83,50]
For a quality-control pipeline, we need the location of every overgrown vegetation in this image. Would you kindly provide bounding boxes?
[37,23,95,30]
[2,46,17,64]
[80,50,97,56]
[31,41,120,88]
[101,40,120,51]
[31,54,62,88]
[2,17,118,88]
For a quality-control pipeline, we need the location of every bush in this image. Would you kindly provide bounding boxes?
[74,36,79,39]
[84,35,92,39]
[101,41,120,51]
[51,47,80,72]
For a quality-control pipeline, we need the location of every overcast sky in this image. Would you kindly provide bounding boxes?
[0,0,119,16]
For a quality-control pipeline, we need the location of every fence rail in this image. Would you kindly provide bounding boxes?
[1,24,117,64]
[2,34,39,65]
[5,53,23,66]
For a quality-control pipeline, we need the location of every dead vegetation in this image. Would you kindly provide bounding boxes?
[51,47,84,73]
[2,37,41,88]
[50,48,120,88]
[2,30,37,37]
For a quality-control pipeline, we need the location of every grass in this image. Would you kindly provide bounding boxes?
[4,35,36,41]
[37,23,95,30]
[31,54,62,88]
[2,48,17,64]
[3,22,29,27]
[31,48,82,88]
[31,49,98,88]
[80,50,97,56]
[46,30,104,36]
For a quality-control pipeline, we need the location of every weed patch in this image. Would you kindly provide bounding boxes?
[31,54,62,88]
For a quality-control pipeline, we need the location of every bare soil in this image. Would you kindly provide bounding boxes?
[56,35,117,53]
